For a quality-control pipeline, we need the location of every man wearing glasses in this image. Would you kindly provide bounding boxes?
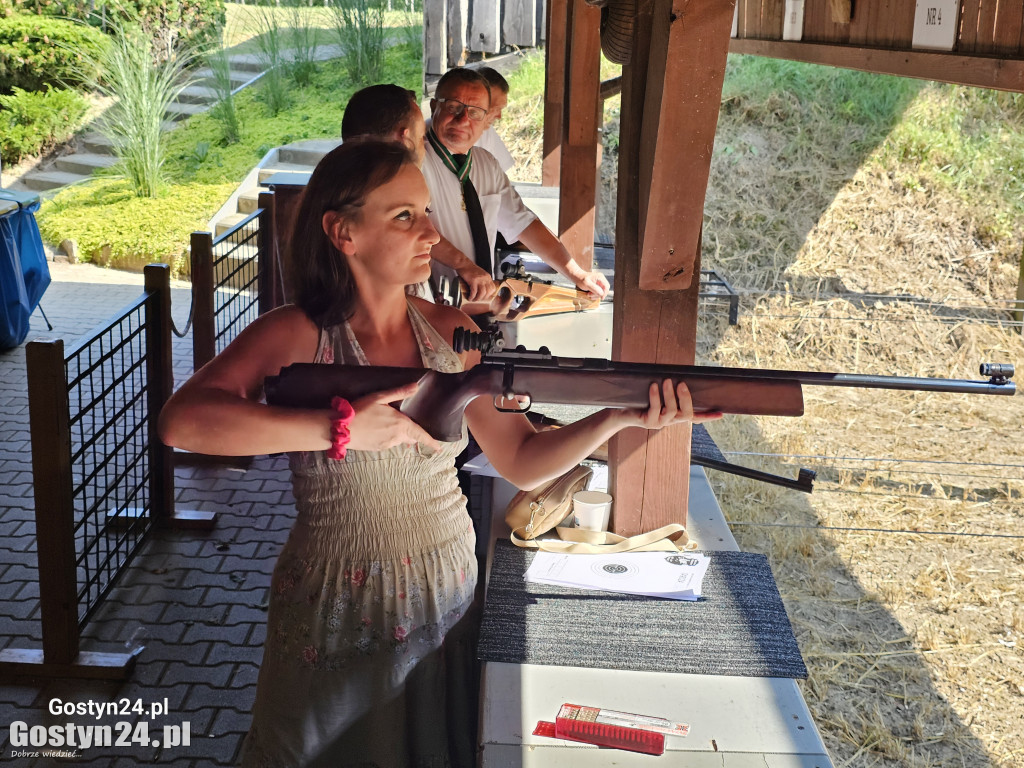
[421,67,609,313]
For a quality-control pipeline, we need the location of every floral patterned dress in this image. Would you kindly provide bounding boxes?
[240,302,478,768]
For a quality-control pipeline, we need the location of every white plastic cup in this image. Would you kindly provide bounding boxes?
[572,491,613,532]
[555,509,576,529]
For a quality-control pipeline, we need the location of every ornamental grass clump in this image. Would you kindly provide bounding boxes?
[328,0,386,85]
[81,18,196,198]
[207,45,240,144]
[288,5,321,88]
[249,5,291,116]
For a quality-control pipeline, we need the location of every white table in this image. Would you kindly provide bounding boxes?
[477,467,834,767]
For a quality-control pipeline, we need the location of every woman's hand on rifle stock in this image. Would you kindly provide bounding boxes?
[347,383,441,453]
[625,380,723,430]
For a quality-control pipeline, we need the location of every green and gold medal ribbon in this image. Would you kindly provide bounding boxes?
[427,127,472,182]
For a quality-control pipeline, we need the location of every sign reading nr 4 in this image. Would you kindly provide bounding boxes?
[912,0,959,51]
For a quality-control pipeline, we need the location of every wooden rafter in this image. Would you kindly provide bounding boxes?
[731,39,1024,93]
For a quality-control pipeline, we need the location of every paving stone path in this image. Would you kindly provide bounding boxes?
[0,264,295,766]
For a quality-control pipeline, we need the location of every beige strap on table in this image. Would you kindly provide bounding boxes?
[509,523,697,554]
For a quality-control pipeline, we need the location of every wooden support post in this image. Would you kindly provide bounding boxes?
[147,264,216,529]
[608,0,735,536]
[190,231,215,373]
[25,338,78,665]
[638,0,736,290]
[424,0,448,79]
[557,0,602,269]
[268,181,307,304]
[504,0,540,46]
[470,0,502,52]
[448,0,470,67]
[146,264,176,524]
[257,191,280,313]
[542,0,568,187]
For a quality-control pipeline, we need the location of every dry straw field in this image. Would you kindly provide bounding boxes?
[505,52,1023,766]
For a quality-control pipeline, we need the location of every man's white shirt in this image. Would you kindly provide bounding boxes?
[475,126,515,173]
[421,141,536,279]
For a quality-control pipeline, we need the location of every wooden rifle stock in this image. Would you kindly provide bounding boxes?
[264,348,1015,443]
[264,362,805,442]
[435,258,601,320]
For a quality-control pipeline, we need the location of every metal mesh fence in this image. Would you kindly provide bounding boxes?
[64,295,153,627]
[211,211,261,355]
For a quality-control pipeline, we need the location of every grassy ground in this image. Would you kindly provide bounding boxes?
[500,50,1024,766]
[693,61,1024,766]
[223,2,421,53]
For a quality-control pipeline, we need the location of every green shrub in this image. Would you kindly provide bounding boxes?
[11,0,92,19]
[109,0,226,62]
[12,0,226,60]
[0,14,108,94]
[0,85,88,164]
[0,0,14,17]
[36,178,234,275]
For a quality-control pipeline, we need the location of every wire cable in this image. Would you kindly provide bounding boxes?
[723,451,1024,471]
[726,520,1024,540]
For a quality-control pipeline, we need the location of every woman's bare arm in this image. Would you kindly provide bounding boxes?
[422,299,719,491]
[465,380,719,490]
[159,306,439,457]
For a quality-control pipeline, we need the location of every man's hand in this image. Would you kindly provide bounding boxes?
[574,270,610,299]
[456,263,498,302]
[459,286,514,319]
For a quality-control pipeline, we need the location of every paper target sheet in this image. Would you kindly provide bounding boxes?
[524,551,711,600]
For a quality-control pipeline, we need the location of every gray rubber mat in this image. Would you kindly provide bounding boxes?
[478,540,808,679]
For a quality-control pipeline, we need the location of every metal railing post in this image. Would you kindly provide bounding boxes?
[190,231,216,370]
[26,338,79,665]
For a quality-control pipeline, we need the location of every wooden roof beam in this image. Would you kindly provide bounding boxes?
[731,39,1024,94]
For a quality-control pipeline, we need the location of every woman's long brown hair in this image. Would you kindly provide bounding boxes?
[288,140,414,327]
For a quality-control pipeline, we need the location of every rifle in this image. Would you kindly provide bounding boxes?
[264,328,1015,486]
[435,259,601,320]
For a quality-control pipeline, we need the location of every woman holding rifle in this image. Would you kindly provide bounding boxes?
[159,140,720,767]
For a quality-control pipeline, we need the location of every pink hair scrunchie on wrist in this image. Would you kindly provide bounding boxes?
[327,396,356,460]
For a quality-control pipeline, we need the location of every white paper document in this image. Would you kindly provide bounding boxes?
[524,551,711,601]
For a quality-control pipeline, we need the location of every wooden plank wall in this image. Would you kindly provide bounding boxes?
[733,0,1024,55]
[426,0,547,76]
[503,0,541,46]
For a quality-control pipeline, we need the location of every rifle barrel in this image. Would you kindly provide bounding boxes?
[498,357,1016,397]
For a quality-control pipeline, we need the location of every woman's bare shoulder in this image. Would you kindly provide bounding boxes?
[252,304,320,337]
[409,297,482,369]
[409,296,478,338]
[198,304,320,378]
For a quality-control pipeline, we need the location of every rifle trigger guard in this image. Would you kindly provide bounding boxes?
[494,393,532,414]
